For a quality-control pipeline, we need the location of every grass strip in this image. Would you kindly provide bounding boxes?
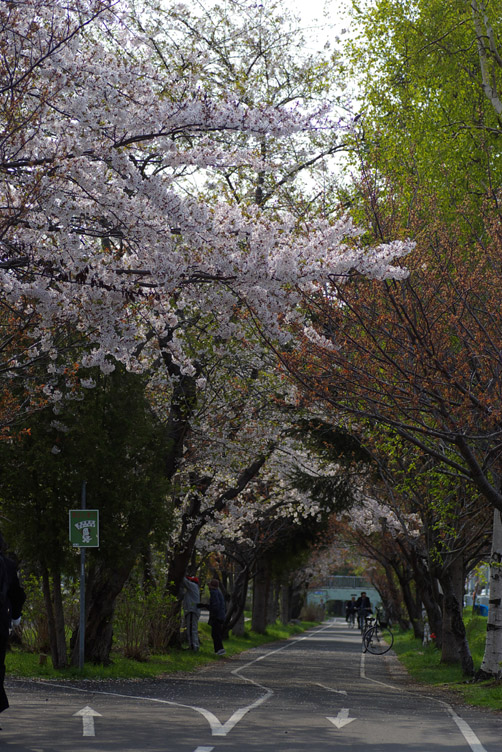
[6,620,316,681]
[391,614,502,711]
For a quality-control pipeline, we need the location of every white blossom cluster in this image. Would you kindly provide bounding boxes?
[343,495,421,539]
[1,0,412,383]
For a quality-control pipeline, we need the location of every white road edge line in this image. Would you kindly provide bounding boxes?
[359,651,488,752]
[444,706,488,752]
[315,682,348,696]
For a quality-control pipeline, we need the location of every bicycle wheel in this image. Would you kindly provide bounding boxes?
[363,625,394,655]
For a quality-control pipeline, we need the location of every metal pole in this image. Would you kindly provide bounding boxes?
[79,481,86,670]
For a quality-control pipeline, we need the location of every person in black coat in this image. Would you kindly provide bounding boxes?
[0,534,26,716]
[208,579,226,656]
[355,591,372,630]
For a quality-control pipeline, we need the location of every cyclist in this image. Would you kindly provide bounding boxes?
[355,591,372,630]
[345,596,357,626]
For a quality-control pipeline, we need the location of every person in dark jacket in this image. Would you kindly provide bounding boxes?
[0,534,26,717]
[208,579,226,655]
[355,591,372,630]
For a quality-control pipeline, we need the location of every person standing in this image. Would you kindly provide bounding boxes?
[208,579,226,656]
[0,534,26,717]
[182,576,201,651]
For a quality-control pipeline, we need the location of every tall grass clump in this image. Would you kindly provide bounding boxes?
[114,582,178,660]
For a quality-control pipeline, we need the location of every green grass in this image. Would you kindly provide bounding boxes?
[6,620,316,681]
[392,612,502,711]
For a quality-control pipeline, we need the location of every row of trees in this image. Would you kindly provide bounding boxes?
[283,0,502,678]
[2,0,502,682]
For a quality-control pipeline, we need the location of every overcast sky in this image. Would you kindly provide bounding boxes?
[290,0,351,49]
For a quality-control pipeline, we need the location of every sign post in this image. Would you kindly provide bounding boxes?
[69,485,99,669]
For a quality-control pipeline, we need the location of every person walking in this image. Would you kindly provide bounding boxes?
[208,579,226,656]
[0,534,26,719]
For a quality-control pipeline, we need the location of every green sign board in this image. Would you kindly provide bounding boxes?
[69,509,99,548]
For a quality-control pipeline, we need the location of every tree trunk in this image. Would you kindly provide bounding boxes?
[266,580,278,626]
[290,583,305,620]
[71,560,133,665]
[439,558,474,676]
[232,610,246,637]
[478,509,502,680]
[52,569,67,669]
[225,565,249,636]
[415,562,443,649]
[382,560,408,629]
[41,565,67,669]
[397,569,423,639]
[252,561,270,634]
[280,582,291,625]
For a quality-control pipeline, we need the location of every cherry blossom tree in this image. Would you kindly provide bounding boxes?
[1,0,410,384]
[147,0,349,216]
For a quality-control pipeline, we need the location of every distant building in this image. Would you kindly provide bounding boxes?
[307,575,380,617]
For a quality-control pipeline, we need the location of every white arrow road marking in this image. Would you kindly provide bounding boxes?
[194,747,214,752]
[327,708,356,729]
[187,690,274,737]
[51,681,272,738]
[73,705,102,737]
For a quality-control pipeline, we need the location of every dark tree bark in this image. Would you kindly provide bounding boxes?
[439,558,474,676]
[267,580,279,625]
[41,565,67,669]
[416,564,443,649]
[280,582,291,625]
[52,569,68,669]
[71,560,134,665]
[225,565,250,635]
[252,560,271,634]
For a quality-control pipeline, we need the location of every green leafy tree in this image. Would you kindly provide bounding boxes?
[0,364,171,666]
[344,0,502,227]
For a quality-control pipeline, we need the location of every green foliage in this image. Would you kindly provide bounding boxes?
[288,418,372,512]
[17,574,50,654]
[393,612,502,709]
[114,581,178,659]
[0,364,172,572]
[18,573,78,654]
[291,418,373,465]
[345,0,502,228]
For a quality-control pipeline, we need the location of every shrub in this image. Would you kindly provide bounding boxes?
[300,603,325,622]
[18,574,50,654]
[114,582,178,659]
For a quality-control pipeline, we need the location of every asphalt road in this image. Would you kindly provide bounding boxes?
[2,619,501,751]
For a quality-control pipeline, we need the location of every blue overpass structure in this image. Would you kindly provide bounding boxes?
[307,575,381,617]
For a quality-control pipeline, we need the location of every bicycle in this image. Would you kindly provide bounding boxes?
[357,607,372,631]
[346,610,357,628]
[362,612,394,655]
